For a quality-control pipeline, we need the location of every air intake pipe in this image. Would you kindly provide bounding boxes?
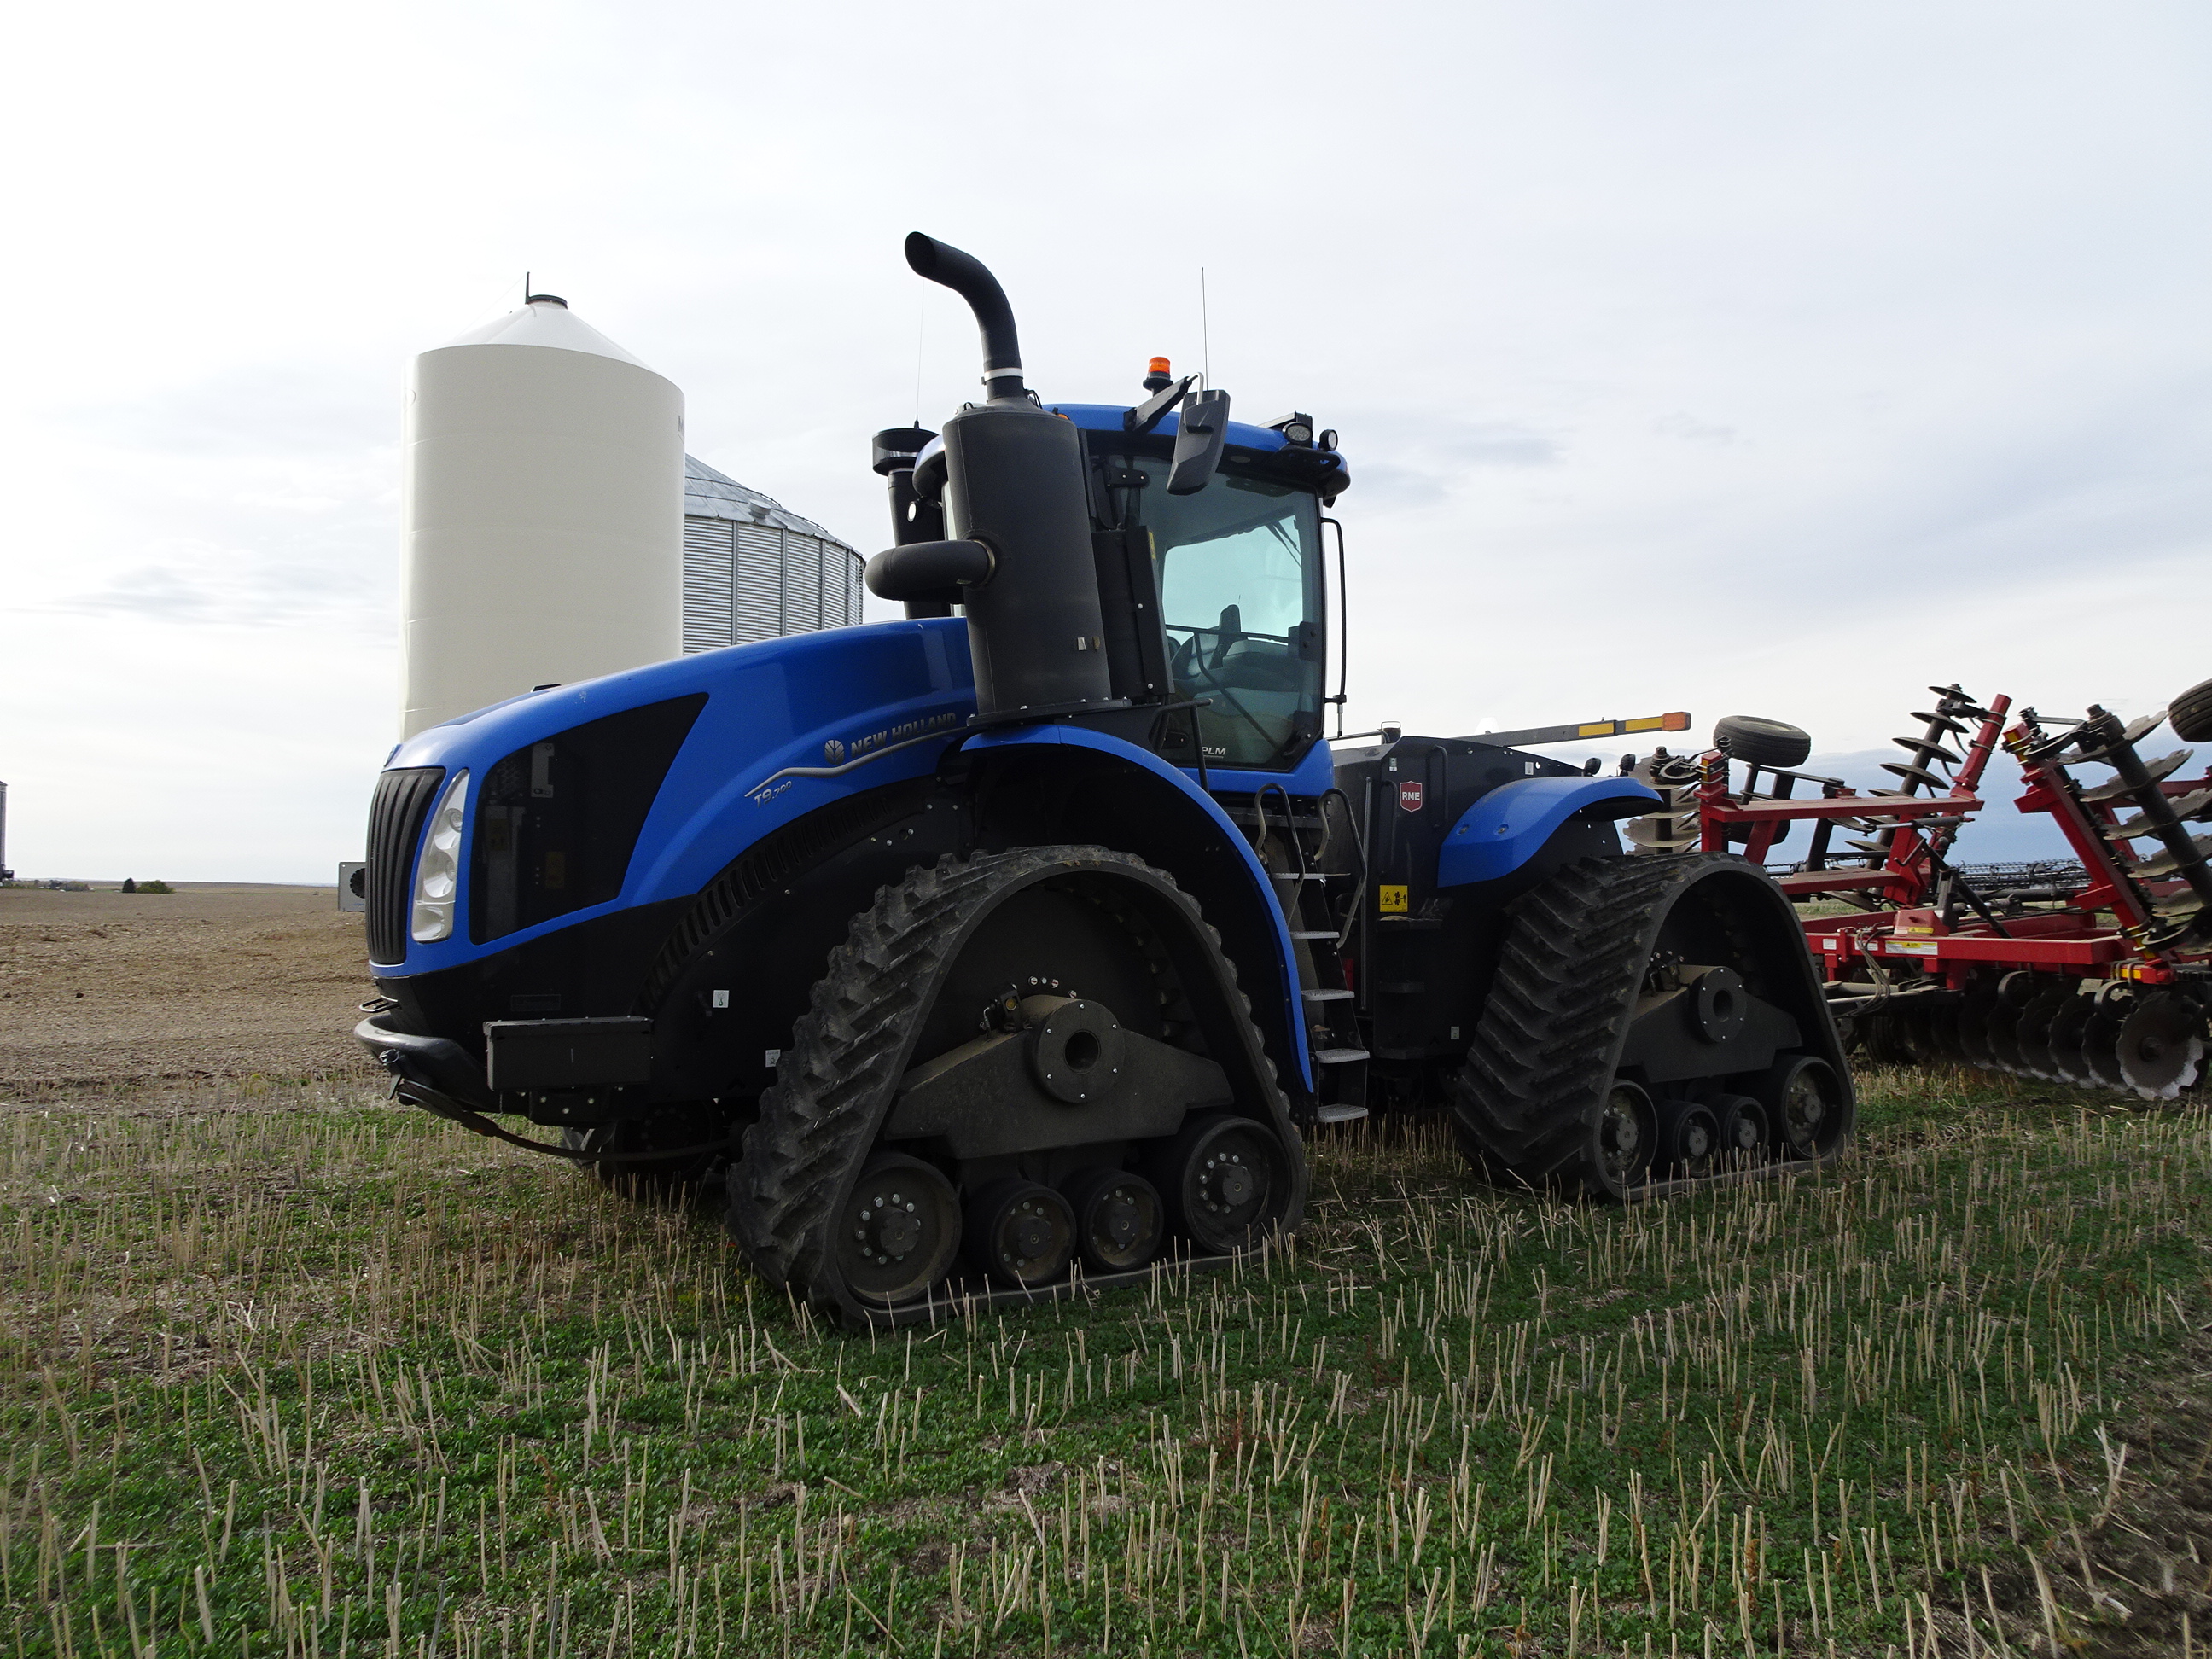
[894,233,1121,723]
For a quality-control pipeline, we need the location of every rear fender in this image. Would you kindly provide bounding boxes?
[1438,777,1660,888]
[956,726,1313,1097]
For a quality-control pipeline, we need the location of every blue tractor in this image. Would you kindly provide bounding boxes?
[358,235,1852,1325]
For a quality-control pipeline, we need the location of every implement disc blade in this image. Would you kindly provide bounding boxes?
[2081,993,2134,1092]
[1956,983,2001,1067]
[1983,975,2040,1074]
[2115,992,2205,1101]
[2012,986,2074,1080]
[2045,993,2098,1086]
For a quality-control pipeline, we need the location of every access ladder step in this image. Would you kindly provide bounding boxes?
[1289,930,1338,940]
[1314,1103,1370,1125]
[1301,988,1354,1003]
[1313,1047,1370,1065]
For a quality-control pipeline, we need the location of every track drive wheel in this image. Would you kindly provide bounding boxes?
[1449,853,1854,1199]
[727,846,1305,1324]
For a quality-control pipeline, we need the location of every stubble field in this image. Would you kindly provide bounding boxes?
[1,893,2209,1655]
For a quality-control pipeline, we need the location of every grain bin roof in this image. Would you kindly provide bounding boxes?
[684,457,850,550]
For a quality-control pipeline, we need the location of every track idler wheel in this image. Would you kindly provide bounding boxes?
[1656,1097,1720,1178]
[1153,1113,1294,1255]
[966,1179,1076,1286]
[1061,1166,1165,1274]
[2115,992,2205,1100]
[1760,1056,1848,1161]
[842,1154,963,1305]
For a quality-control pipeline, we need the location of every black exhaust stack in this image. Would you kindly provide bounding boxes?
[864,234,1121,724]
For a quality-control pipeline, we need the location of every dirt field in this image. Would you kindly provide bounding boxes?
[0,882,377,1090]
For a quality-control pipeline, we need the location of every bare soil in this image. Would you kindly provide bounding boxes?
[0,882,377,1091]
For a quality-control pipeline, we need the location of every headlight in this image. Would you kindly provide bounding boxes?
[410,770,469,942]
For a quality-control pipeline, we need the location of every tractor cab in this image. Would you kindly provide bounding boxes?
[873,390,1348,782]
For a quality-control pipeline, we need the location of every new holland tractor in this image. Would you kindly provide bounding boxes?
[357,235,1851,1325]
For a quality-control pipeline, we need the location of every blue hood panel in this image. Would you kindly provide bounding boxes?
[387,619,979,971]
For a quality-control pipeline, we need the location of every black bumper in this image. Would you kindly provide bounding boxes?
[355,1011,495,1115]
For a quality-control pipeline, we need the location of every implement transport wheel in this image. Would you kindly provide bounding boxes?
[728,846,1305,1324]
[1450,853,1852,1200]
[1713,715,1813,770]
[2171,678,2212,745]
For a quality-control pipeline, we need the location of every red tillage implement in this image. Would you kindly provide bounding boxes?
[1661,681,2212,1099]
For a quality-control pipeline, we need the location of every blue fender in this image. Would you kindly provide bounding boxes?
[1437,776,1662,887]
[961,724,1313,1091]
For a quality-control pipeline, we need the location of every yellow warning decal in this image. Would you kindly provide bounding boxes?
[1379,885,1409,914]
[1577,721,1615,737]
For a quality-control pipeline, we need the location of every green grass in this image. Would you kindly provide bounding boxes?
[1,1068,2205,1656]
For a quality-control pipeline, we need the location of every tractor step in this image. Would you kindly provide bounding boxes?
[1289,930,1337,940]
[1313,1046,1370,1064]
[1301,988,1353,1003]
[1314,1103,1370,1125]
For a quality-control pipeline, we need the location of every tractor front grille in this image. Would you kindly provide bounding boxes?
[364,767,446,966]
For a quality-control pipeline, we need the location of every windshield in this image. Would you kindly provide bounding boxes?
[1104,454,1324,770]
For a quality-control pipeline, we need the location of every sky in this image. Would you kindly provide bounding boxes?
[2,1,2206,880]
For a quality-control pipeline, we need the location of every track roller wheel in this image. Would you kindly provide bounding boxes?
[1062,1166,1165,1274]
[1153,1112,1295,1255]
[842,1153,963,1304]
[1711,1094,1770,1163]
[1656,1098,1720,1178]
[966,1179,1075,1286]
[2115,992,2204,1100]
[1759,1055,1848,1161]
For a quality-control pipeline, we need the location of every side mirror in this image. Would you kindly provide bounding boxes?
[1167,389,1231,496]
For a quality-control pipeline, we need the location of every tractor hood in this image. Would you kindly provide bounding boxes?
[379,619,978,972]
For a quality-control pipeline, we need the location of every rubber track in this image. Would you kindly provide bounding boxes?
[727,845,1289,1323]
[1449,853,1718,1196]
